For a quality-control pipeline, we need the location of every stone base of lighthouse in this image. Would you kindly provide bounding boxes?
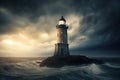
[54,43,69,56]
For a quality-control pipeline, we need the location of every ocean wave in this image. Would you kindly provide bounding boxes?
[0,59,120,80]
[104,63,120,69]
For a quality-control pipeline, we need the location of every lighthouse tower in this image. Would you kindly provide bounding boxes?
[54,16,69,56]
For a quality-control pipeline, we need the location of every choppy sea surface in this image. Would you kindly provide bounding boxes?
[0,57,120,80]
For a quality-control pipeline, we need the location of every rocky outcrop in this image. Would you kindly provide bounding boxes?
[40,55,103,68]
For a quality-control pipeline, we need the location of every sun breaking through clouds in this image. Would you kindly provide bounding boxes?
[0,0,120,57]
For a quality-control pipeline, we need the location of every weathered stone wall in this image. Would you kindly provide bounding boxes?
[54,25,69,56]
[56,25,68,44]
[54,43,69,56]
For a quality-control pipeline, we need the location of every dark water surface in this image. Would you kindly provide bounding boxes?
[0,57,120,80]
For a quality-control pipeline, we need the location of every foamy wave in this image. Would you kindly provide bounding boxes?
[80,63,104,74]
[0,59,119,80]
[104,63,120,68]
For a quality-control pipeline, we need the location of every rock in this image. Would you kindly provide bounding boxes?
[40,55,104,68]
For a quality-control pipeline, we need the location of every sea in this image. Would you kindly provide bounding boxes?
[0,57,120,80]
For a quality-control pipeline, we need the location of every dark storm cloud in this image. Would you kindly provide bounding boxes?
[0,0,120,51]
[77,0,120,50]
[0,0,73,19]
[65,0,120,51]
[0,0,74,34]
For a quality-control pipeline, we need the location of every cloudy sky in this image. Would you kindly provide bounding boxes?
[0,0,120,57]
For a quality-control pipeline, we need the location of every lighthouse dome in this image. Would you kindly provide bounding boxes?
[58,16,66,25]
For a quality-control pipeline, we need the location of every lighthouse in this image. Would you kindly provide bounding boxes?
[40,16,99,68]
[54,16,69,56]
